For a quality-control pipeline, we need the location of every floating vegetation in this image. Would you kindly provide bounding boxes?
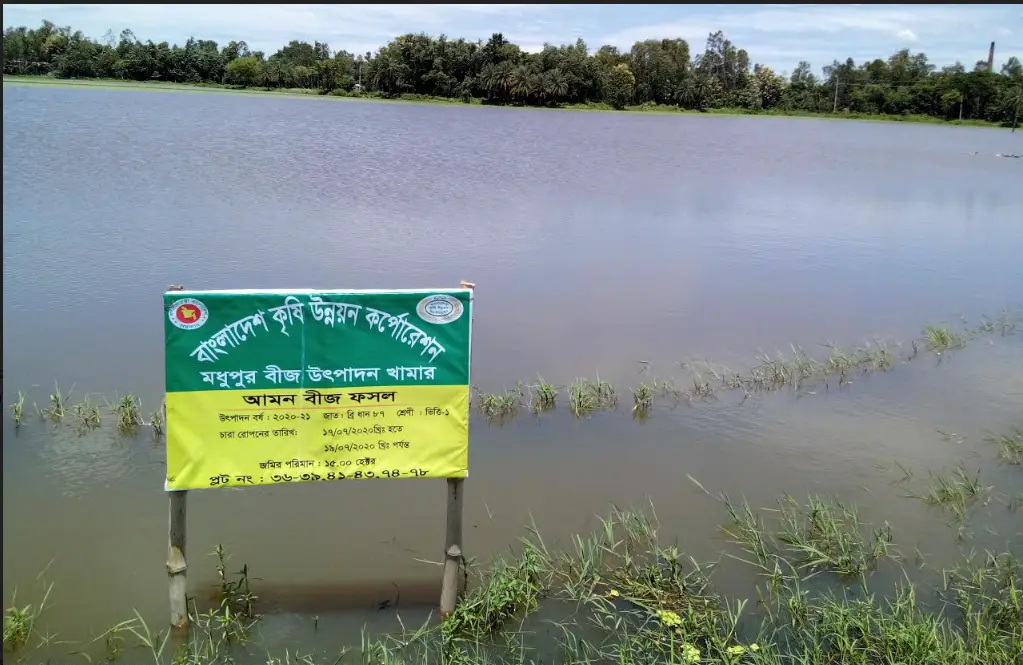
[8,392,24,428]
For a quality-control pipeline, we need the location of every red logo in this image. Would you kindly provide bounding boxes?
[168,298,209,330]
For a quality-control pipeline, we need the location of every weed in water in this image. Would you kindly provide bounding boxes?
[923,324,967,353]
[475,388,520,422]
[113,394,143,433]
[149,405,165,437]
[987,427,1023,467]
[568,375,617,416]
[42,382,72,422]
[776,494,895,581]
[920,463,986,520]
[632,383,653,416]
[529,376,557,413]
[72,396,102,431]
[8,391,25,428]
[3,583,52,652]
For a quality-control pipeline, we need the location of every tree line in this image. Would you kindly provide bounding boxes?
[3,20,1022,125]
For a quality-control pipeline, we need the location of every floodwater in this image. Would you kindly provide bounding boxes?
[3,82,1023,658]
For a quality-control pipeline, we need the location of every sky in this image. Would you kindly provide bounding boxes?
[3,4,1021,76]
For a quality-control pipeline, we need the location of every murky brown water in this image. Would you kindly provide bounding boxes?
[3,82,1022,658]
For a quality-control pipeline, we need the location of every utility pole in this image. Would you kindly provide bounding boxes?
[832,78,840,113]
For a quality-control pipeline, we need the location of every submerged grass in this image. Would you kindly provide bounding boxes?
[917,464,988,521]
[988,427,1023,467]
[5,492,1022,665]
[8,307,1020,431]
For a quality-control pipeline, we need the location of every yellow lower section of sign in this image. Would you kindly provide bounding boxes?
[166,385,468,490]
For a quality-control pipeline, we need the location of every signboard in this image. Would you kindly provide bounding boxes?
[163,288,472,490]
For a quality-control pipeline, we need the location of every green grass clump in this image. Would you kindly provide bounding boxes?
[568,375,617,416]
[475,388,520,422]
[72,396,102,431]
[920,464,986,521]
[3,583,52,652]
[988,427,1023,467]
[112,394,143,433]
[923,324,967,353]
[529,376,557,413]
[632,383,653,416]
[8,392,25,428]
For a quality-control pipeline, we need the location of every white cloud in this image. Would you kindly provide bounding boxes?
[896,28,918,42]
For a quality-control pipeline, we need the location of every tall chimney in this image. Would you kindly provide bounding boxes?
[988,41,995,71]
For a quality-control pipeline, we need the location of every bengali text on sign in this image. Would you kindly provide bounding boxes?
[163,289,472,490]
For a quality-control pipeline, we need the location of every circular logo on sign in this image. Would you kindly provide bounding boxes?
[169,298,209,330]
[417,294,463,325]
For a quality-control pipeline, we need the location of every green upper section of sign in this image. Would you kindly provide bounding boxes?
[164,289,473,393]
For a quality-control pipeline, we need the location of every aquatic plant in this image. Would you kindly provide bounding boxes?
[919,463,987,521]
[112,394,143,433]
[40,381,71,422]
[632,383,653,415]
[3,582,52,652]
[923,324,967,353]
[72,396,101,431]
[528,376,557,413]
[475,388,520,422]
[568,375,617,416]
[8,392,25,428]
[149,405,165,438]
[988,427,1023,467]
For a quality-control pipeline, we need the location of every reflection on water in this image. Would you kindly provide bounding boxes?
[3,84,1023,652]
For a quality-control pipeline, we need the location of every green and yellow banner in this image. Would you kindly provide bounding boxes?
[163,289,472,490]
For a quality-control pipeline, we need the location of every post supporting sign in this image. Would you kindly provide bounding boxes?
[163,285,474,628]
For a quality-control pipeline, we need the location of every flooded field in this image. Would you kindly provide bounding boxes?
[3,82,1022,663]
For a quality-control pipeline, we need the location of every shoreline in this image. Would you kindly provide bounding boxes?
[3,75,1007,129]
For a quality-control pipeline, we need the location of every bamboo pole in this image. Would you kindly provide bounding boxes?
[440,280,474,618]
[439,477,464,617]
[168,489,188,630]
[166,285,188,630]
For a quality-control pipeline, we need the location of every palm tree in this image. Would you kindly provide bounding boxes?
[542,68,569,105]
[510,64,536,103]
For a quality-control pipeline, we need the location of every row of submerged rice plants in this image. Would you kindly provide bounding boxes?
[6,447,1021,664]
[7,308,1019,433]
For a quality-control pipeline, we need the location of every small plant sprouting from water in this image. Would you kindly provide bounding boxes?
[923,324,967,353]
[9,392,25,428]
[40,382,72,422]
[568,375,617,417]
[113,394,143,433]
[632,383,653,416]
[149,403,165,438]
[988,427,1023,467]
[920,463,986,520]
[530,376,557,414]
[475,387,520,422]
[72,396,102,432]
[3,582,52,652]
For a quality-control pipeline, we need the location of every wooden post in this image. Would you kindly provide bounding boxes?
[440,280,474,618]
[439,477,464,617]
[166,285,188,631]
[168,489,188,629]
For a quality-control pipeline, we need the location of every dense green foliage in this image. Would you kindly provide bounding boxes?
[4,20,1022,125]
